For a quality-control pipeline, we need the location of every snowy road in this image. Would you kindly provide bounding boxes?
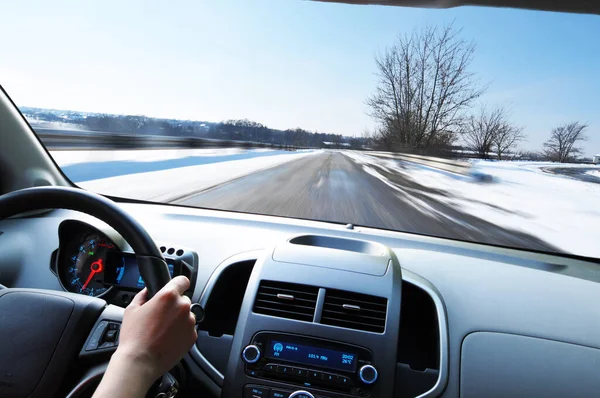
[178,151,558,253]
[53,149,600,258]
[543,166,600,184]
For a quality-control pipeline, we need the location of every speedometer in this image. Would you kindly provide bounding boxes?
[59,231,115,297]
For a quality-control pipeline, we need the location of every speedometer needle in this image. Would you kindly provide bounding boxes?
[81,259,103,292]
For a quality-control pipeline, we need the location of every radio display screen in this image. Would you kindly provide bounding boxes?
[265,340,358,372]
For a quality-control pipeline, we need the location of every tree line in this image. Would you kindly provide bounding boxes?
[206,119,364,148]
[366,24,590,162]
[22,108,366,149]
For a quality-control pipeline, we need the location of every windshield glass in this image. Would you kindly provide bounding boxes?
[2,1,599,258]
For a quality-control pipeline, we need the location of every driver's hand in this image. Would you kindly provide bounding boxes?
[93,276,197,398]
[119,275,198,377]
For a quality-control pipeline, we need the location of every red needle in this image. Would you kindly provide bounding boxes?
[82,259,103,291]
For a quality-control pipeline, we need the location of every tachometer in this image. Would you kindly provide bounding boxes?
[60,232,115,297]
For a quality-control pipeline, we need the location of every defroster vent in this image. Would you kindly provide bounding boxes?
[321,289,387,333]
[253,280,319,322]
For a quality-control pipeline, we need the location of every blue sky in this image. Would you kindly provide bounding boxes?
[1,0,598,155]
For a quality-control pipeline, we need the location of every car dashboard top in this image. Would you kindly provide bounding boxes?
[2,202,600,398]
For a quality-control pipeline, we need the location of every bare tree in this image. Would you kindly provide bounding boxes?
[543,122,588,162]
[493,123,525,160]
[366,24,484,152]
[463,106,524,159]
[462,107,510,159]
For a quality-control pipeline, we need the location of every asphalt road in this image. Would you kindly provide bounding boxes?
[543,167,600,184]
[178,151,557,252]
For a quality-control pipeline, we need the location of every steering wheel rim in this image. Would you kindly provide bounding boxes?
[0,186,171,297]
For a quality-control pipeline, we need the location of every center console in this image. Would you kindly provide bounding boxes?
[222,235,403,398]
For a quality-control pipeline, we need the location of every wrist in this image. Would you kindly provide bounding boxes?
[93,348,158,398]
[112,347,160,383]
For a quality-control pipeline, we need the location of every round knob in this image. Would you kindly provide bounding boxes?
[241,345,261,364]
[190,303,205,324]
[289,391,315,398]
[359,364,378,385]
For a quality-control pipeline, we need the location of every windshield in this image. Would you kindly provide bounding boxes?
[2,1,599,259]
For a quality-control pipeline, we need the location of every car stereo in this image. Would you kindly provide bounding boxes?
[242,332,377,396]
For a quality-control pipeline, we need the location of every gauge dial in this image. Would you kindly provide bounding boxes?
[60,232,115,297]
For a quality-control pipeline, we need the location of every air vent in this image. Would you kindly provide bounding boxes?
[321,289,387,333]
[253,280,319,322]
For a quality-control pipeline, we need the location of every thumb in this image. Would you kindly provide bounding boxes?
[128,287,149,309]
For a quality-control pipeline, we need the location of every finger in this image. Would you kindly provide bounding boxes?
[128,288,148,308]
[163,275,190,296]
[181,294,192,306]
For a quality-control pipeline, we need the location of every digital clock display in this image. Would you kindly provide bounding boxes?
[265,340,358,372]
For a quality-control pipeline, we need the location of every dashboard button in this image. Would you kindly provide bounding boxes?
[334,375,352,387]
[247,369,260,377]
[264,363,277,372]
[244,386,270,398]
[307,370,323,381]
[322,373,336,384]
[104,329,118,342]
[85,321,108,351]
[277,365,292,375]
[292,367,307,378]
[270,390,290,398]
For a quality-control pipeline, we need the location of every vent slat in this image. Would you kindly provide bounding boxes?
[254,306,314,318]
[253,281,318,322]
[260,285,318,298]
[321,289,387,333]
[325,296,387,309]
[320,308,386,323]
[255,299,315,311]
[257,292,316,304]
[323,302,387,316]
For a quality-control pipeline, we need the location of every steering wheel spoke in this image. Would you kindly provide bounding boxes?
[79,304,124,358]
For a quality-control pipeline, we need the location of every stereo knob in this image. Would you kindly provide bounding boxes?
[289,391,315,398]
[359,364,378,385]
[241,345,261,364]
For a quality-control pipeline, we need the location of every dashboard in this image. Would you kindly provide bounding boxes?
[2,202,600,397]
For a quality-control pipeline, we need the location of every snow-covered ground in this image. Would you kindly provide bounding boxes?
[50,148,319,203]
[345,152,600,258]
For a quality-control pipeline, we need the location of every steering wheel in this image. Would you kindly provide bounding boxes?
[0,186,172,398]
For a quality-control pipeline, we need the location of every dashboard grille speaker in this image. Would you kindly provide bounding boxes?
[321,289,387,333]
[253,280,319,322]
